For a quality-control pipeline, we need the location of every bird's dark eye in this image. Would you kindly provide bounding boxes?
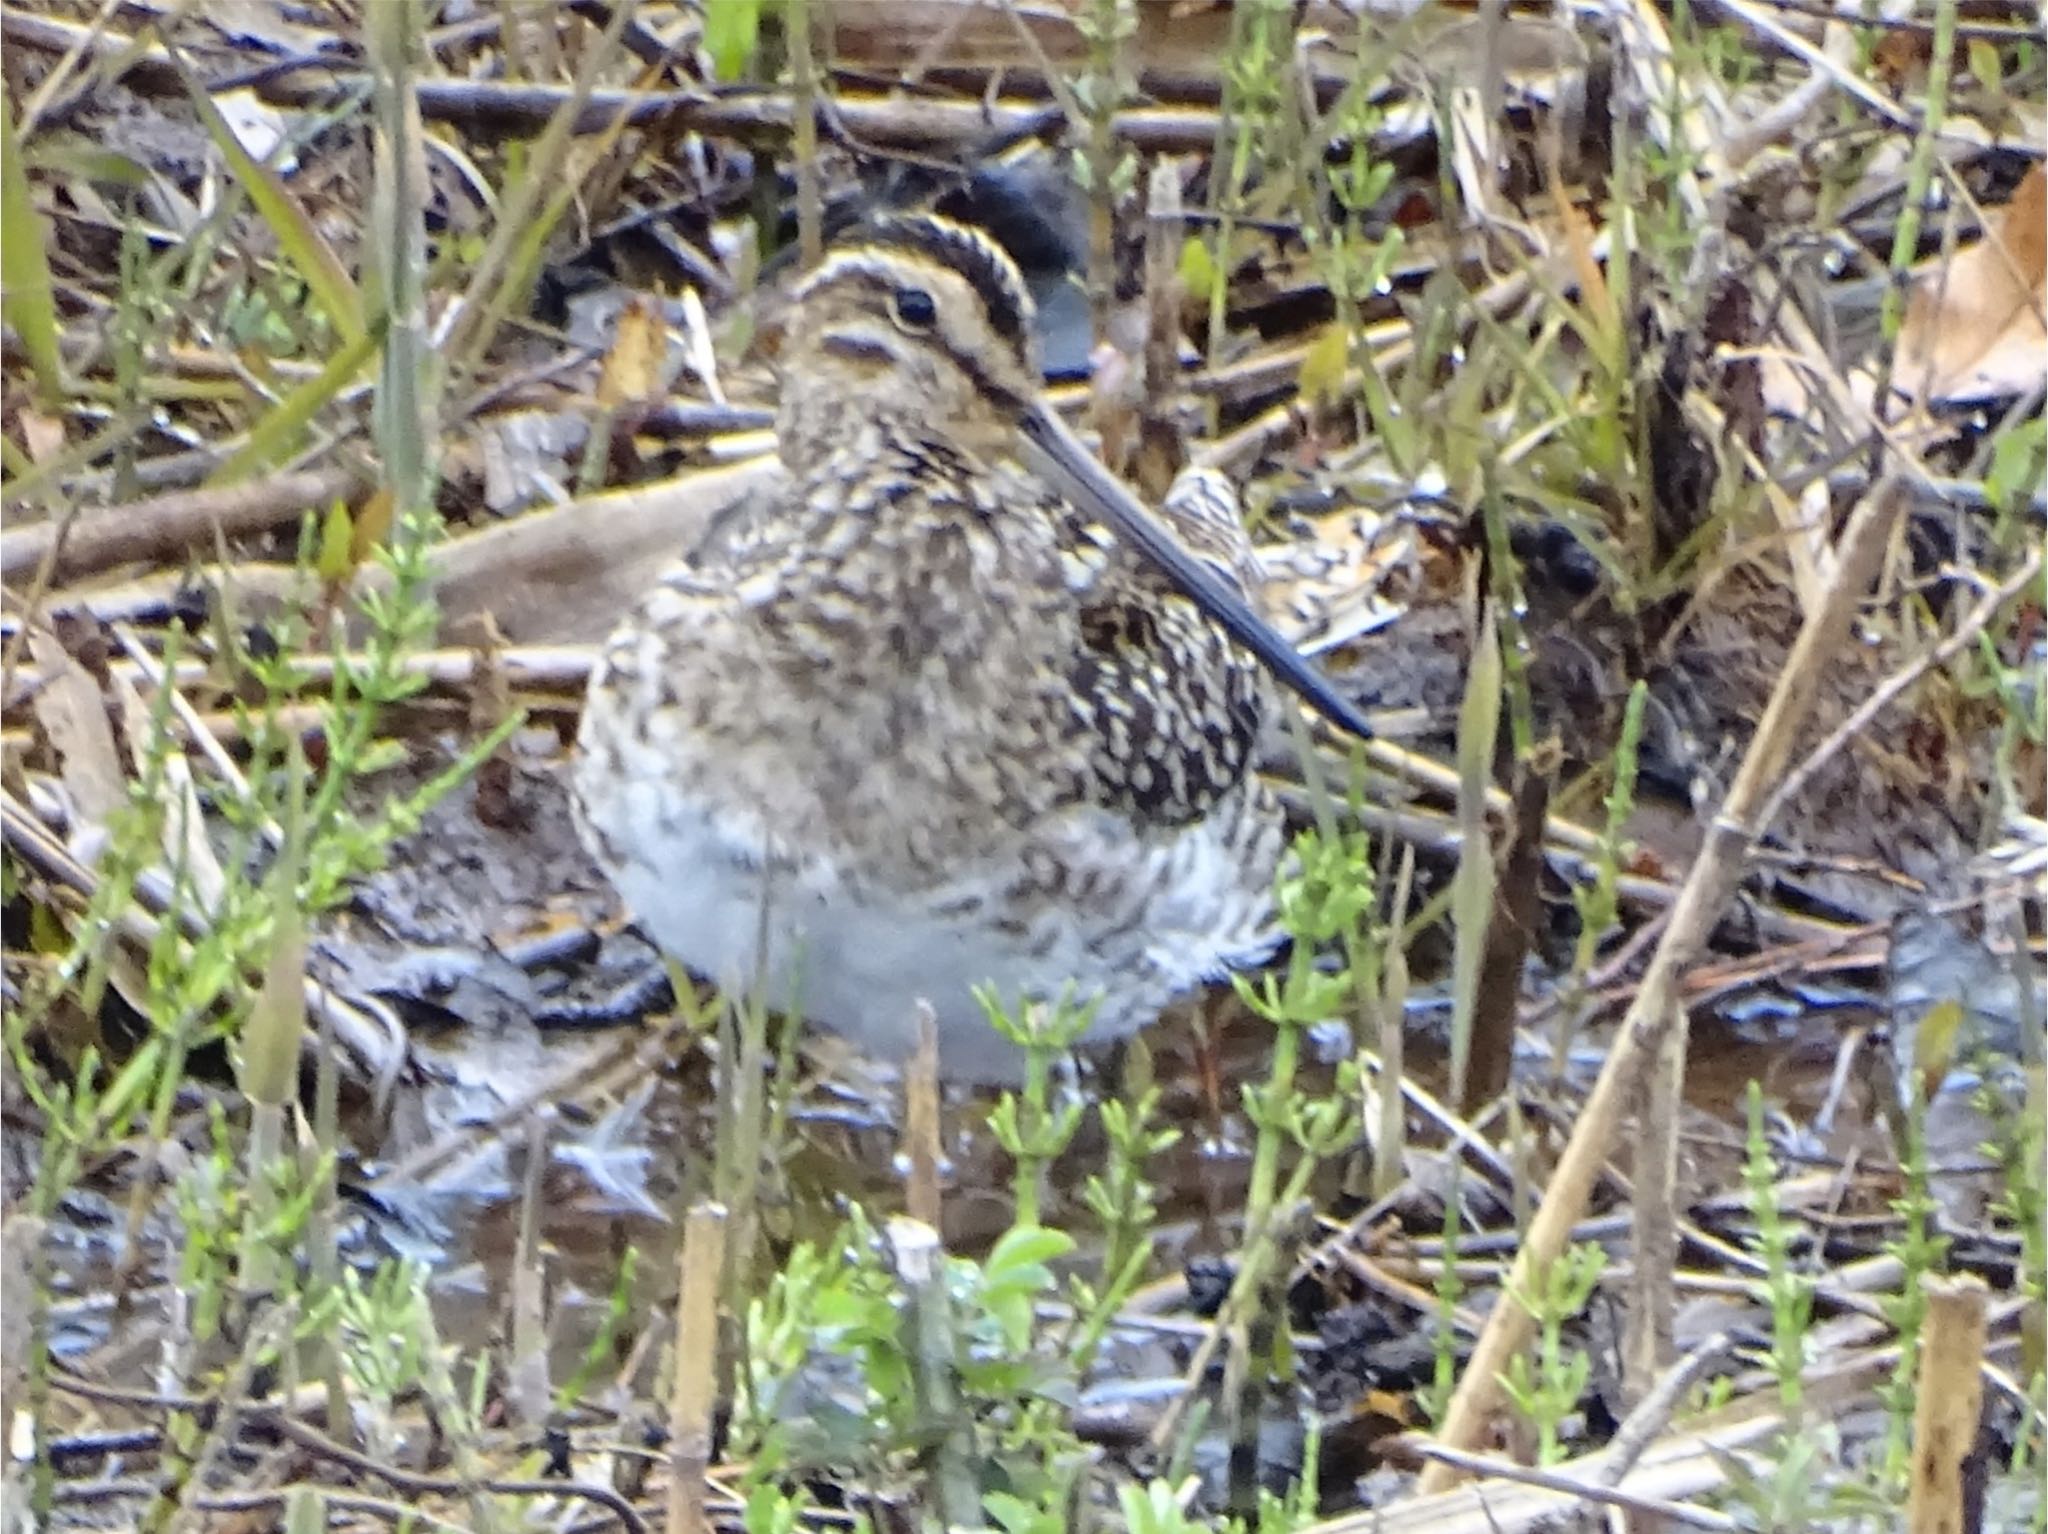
[890,286,937,331]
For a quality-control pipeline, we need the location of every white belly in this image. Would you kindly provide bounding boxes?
[576,772,1276,1083]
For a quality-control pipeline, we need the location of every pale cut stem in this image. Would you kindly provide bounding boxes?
[904,1002,943,1229]
[891,1218,979,1528]
[1906,1274,1990,1534]
[1621,996,1687,1408]
[666,1202,729,1534]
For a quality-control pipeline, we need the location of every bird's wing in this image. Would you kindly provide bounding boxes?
[1064,468,1271,830]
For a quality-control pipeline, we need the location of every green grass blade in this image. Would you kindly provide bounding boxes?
[182,75,366,348]
[1,83,64,404]
[705,0,763,81]
[207,321,381,486]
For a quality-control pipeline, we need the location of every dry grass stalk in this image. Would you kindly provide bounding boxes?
[1760,546,2047,829]
[1597,1331,1738,1491]
[905,1002,944,1229]
[1906,1273,1990,1534]
[1325,1342,1903,1533]
[507,1110,555,1432]
[1621,995,1688,1406]
[666,1201,729,1534]
[1406,1441,1737,1530]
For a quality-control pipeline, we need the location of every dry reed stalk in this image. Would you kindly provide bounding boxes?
[667,1201,729,1534]
[1621,995,1688,1406]
[905,1002,944,1228]
[1907,1273,1989,1534]
[0,468,364,582]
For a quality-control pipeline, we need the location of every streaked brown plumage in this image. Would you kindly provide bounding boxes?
[573,214,1335,1081]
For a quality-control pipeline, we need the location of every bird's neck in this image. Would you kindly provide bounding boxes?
[755,414,1066,671]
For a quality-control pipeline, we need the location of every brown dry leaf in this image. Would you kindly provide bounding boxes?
[350,486,395,565]
[17,407,65,465]
[26,627,127,861]
[1895,163,2048,405]
[1871,28,1930,91]
[597,296,667,409]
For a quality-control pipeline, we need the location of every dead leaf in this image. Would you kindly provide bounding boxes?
[26,627,127,863]
[597,296,667,408]
[1895,163,2048,405]
[17,407,65,464]
[351,486,395,564]
[1871,28,1930,91]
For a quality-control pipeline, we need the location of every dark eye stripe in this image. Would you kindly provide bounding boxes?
[802,242,1035,412]
[856,215,1032,356]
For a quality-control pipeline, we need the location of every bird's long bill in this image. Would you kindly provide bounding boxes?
[1016,403,1375,744]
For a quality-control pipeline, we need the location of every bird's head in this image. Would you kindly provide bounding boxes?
[779,214,1041,454]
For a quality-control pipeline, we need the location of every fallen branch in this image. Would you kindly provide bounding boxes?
[1,467,364,583]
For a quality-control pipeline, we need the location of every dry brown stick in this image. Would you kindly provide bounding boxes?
[245,1405,652,1534]
[1320,1341,1902,1533]
[904,1002,944,1230]
[14,0,124,137]
[668,1202,729,1534]
[1596,1331,1738,1490]
[1715,0,1919,130]
[0,6,180,90]
[4,642,597,706]
[1621,995,1687,1407]
[1405,1442,1739,1531]
[0,468,363,584]
[1415,476,1910,1493]
[507,1110,555,1433]
[1907,1273,1990,1534]
[245,66,1258,153]
[1274,787,1864,947]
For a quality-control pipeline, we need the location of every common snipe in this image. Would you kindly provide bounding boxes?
[573,214,1373,1081]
